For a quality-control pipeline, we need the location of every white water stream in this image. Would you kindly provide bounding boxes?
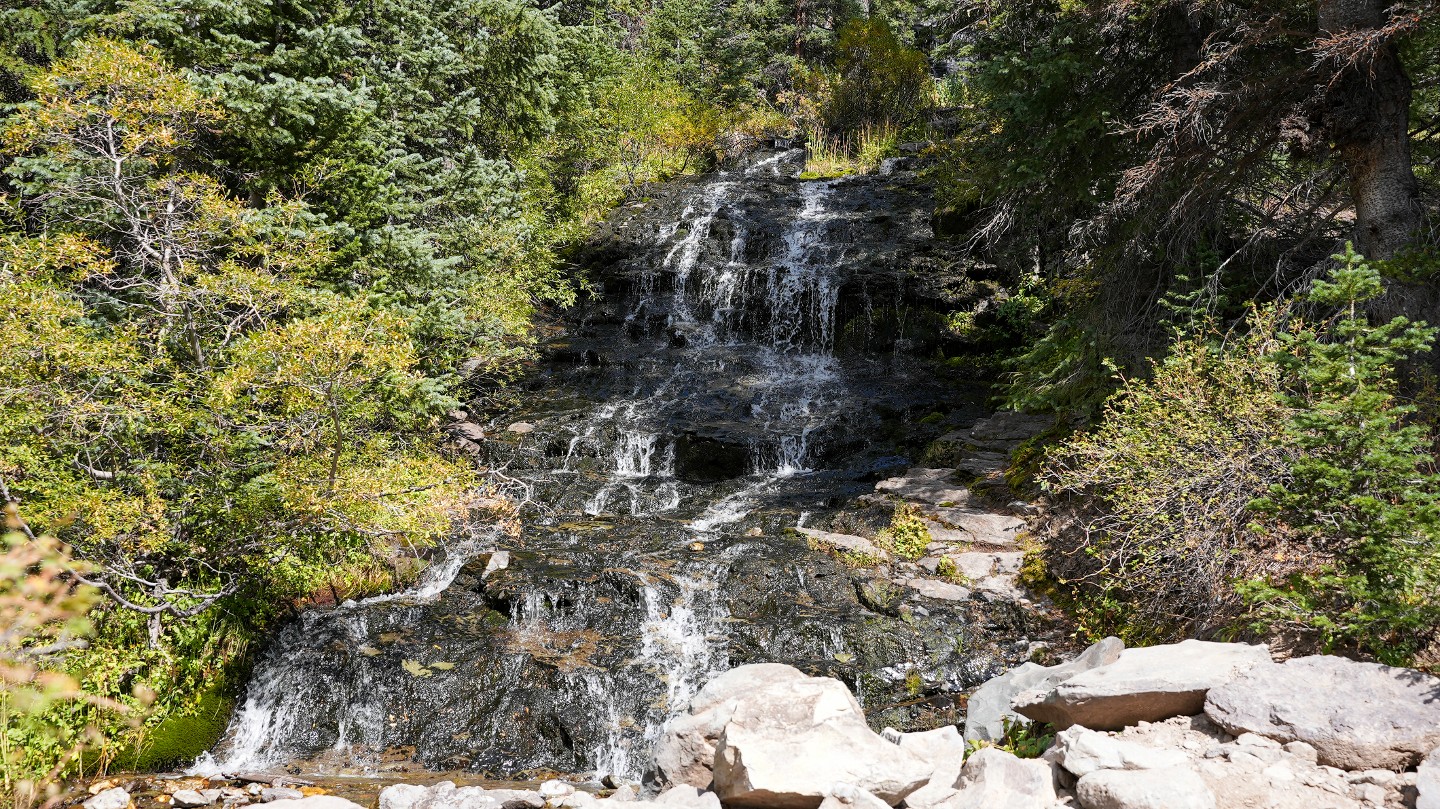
[197,158,866,780]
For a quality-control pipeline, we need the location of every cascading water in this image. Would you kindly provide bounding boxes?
[195,147,1020,782]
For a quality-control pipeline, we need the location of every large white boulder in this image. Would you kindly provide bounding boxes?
[1417,746,1440,809]
[83,788,132,809]
[264,798,369,809]
[652,786,721,809]
[708,668,931,808]
[880,726,966,771]
[815,783,891,809]
[945,747,1057,809]
[651,663,811,789]
[1204,655,1440,770]
[379,782,545,809]
[1016,640,1270,730]
[964,637,1124,742]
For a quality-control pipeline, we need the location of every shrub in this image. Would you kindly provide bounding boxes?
[1243,245,1440,664]
[822,19,931,134]
[1039,247,1440,664]
[1041,313,1296,642]
[877,502,931,560]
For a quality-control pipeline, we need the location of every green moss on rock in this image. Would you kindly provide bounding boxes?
[116,685,234,771]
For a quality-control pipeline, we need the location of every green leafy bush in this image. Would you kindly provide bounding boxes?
[877,502,932,560]
[1243,245,1440,664]
[1039,247,1440,664]
[822,19,931,134]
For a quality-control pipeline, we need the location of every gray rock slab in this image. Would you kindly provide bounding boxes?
[954,452,1007,476]
[1204,655,1440,771]
[796,527,888,560]
[710,672,931,808]
[969,412,1056,443]
[1074,767,1215,809]
[901,578,971,602]
[963,637,1124,742]
[1017,640,1271,731]
[923,510,1024,548]
[873,469,972,507]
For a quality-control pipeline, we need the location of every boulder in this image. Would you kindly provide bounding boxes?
[84,788,132,809]
[1016,640,1270,730]
[379,782,545,809]
[651,663,811,789]
[796,527,889,561]
[653,787,720,809]
[947,747,1057,809]
[709,671,931,808]
[506,422,535,434]
[1204,655,1440,771]
[816,784,890,809]
[1046,727,1190,778]
[1419,747,1440,809]
[263,799,368,809]
[881,727,967,809]
[963,637,1124,742]
[880,725,966,773]
[1073,767,1215,809]
[262,787,305,802]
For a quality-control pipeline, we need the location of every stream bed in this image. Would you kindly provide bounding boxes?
[191,148,1054,785]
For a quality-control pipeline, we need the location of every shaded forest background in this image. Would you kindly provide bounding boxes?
[1,0,1437,804]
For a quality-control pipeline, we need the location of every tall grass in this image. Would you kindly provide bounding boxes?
[800,122,900,178]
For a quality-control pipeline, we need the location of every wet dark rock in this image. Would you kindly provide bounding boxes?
[204,150,1060,782]
[673,434,750,482]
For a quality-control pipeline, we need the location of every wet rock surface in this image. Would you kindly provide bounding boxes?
[194,149,1061,782]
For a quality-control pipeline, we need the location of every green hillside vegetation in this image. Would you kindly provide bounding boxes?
[2,0,1438,803]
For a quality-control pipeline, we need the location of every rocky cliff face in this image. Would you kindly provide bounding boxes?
[196,149,1058,782]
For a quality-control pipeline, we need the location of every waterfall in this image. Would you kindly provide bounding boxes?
[195,148,976,782]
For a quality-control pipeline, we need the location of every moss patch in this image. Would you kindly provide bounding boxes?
[115,684,234,771]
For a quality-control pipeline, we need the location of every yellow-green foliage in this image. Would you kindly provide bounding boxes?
[877,502,932,560]
[561,56,723,220]
[823,19,932,133]
[0,39,487,789]
[0,521,117,809]
[1042,310,1296,642]
[801,123,899,178]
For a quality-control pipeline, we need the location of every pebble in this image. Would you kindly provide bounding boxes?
[84,788,132,809]
[1283,740,1319,764]
[172,790,216,807]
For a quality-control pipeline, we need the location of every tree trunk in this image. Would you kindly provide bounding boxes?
[1317,0,1422,261]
